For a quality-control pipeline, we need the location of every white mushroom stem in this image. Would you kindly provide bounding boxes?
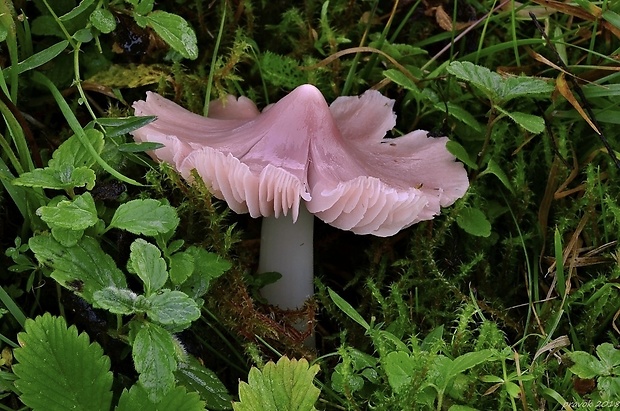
[258,203,314,310]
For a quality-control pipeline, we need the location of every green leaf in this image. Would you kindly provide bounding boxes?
[596,343,620,371]
[383,69,417,91]
[447,61,552,104]
[567,351,607,379]
[169,251,195,286]
[176,356,233,410]
[478,159,513,193]
[29,234,127,305]
[447,61,502,102]
[146,290,200,328]
[2,40,69,79]
[501,76,554,103]
[598,376,620,401]
[505,380,521,398]
[59,0,96,21]
[94,287,141,315]
[97,116,157,138]
[383,351,415,394]
[13,165,96,190]
[37,192,98,231]
[51,227,85,247]
[90,8,116,33]
[456,208,492,237]
[49,129,105,170]
[13,313,113,411]
[446,141,478,170]
[233,357,320,411]
[179,247,231,297]
[434,102,484,133]
[448,350,494,376]
[128,239,168,295]
[495,107,545,134]
[133,322,177,402]
[115,384,204,411]
[109,199,179,236]
[328,288,370,330]
[13,129,104,190]
[144,11,198,60]
[118,141,165,152]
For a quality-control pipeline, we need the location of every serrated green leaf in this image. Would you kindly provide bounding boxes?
[90,8,116,33]
[447,61,502,102]
[447,61,552,105]
[49,129,105,170]
[145,11,198,60]
[496,107,545,134]
[383,69,417,91]
[598,376,620,401]
[146,290,200,327]
[169,251,195,285]
[13,313,112,411]
[37,192,98,230]
[94,287,141,315]
[567,351,607,379]
[178,247,231,297]
[233,357,320,411]
[176,356,233,410]
[456,208,491,237]
[115,384,205,411]
[29,234,127,305]
[501,76,553,103]
[109,199,179,236]
[13,165,96,190]
[596,343,620,370]
[383,351,415,394]
[13,129,104,190]
[51,226,85,247]
[133,323,177,402]
[128,239,168,294]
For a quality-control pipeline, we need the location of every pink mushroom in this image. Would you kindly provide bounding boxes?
[132,85,468,310]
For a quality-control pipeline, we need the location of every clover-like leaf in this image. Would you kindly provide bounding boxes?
[233,357,320,411]
[109,199,179,236]
[13,314,113,411]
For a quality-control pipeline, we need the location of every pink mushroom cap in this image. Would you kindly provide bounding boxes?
[132,84,469,236]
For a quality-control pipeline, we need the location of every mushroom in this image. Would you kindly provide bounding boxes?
[132,85,468,311]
